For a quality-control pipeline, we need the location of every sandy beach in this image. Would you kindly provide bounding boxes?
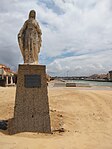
[0,85,112,149]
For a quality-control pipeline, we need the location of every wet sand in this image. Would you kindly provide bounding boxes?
[0,86,112,149]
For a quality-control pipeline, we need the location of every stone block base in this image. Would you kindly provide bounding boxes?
[8,64,51,134]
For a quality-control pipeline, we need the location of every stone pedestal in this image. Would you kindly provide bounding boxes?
[8,64,51,134]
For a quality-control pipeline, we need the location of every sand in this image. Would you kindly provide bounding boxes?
[0,86,112,149]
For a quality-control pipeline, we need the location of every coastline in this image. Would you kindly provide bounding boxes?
[48,80,112,90]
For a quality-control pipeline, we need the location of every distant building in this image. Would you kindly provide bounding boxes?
[0,64,16,86]
[88,74,107,80]
[108,71,112,81]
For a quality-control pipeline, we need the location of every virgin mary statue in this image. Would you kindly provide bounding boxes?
[18,10,42,64]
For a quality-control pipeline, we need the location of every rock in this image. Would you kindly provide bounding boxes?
[57,114,63,117]
[53,128,65,133]
[0,120,8,130]
[58,128,65,133]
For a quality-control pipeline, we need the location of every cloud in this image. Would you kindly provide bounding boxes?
[47,49,112,76]
[0,0,112,75]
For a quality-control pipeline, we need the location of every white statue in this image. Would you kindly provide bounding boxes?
[18,10,42,64]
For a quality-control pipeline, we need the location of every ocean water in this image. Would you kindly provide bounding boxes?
[67,80,112,87]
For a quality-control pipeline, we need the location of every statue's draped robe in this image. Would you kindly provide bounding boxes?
[18,18,42,64]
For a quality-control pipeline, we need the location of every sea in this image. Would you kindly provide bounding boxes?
[66,80,112,87]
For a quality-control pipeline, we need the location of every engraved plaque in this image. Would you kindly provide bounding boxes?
[24,74,41,88]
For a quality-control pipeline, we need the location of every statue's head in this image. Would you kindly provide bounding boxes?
[29,10,36,19]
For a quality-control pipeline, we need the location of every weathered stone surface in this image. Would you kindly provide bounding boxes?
[8,65,51,134]
[18,10,42,64]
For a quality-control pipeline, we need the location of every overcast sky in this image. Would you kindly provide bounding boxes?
[0,0,112,76]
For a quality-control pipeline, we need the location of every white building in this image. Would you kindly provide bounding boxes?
[0,64,16,86]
